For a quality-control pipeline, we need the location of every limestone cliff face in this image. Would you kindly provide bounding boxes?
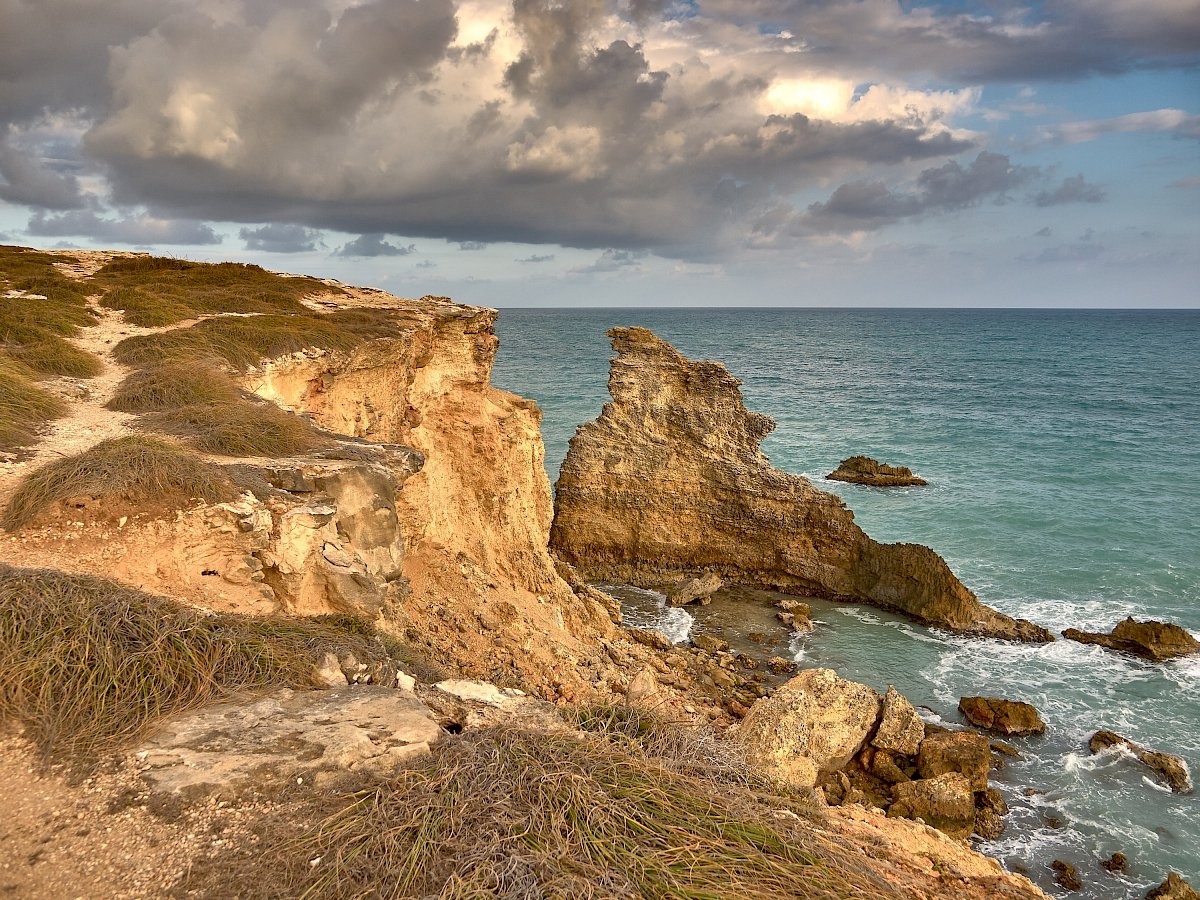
[551,327,1051,642]
[249,297,614,695]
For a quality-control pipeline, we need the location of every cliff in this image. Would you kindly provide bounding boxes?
[551,327,1051,642]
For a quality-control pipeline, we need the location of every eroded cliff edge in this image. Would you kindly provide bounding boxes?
[551,326,1051,642]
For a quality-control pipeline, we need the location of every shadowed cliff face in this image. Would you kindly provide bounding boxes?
[551,326,1051,643]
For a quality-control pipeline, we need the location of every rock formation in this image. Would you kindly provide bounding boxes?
[1148,872,1200,900]
[959,696,1046,736]
[1064,617,1200,661]
[551,327,1051,643]
[666,572,722,607]
[1088,730,1193,794]
[828,456,928,487]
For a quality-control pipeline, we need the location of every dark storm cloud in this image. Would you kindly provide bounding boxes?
[28,208,220,245]
[801,152,1038,233]
[240,224,321,253]
[458,241,488,251]
[1034,175,1106,207]
[0,143,85,209]
[337,234,417,257]
[572,248,647,273]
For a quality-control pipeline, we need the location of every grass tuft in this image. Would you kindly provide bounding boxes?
[0,357,68,451]
[138,401,330,457]
[105,360,245,413]
[0,565,409,760]
[2,435,236,530]
[180,724,889,900]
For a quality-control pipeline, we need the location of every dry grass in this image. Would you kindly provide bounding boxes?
[105,360,245,413]
[0,357,67,452]
[2,435,236,530]
[94,256,338,326]
[179,722,892,900]
[0,565,411,761]
[138,400,330,457]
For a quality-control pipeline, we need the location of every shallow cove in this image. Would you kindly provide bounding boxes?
[494,307,1200,899]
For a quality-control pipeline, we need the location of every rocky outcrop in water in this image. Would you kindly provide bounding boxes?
[959,696,1046,736]
[828,456,928,487]
[1147,872,1200,900]
[551,327,1051,643]
[666,572,723,607]
[1064,617,1200,661]
[1088,730,1192,794]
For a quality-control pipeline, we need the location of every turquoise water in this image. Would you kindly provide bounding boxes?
[493,308,1200,898]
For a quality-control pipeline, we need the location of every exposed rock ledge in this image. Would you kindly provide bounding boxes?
[551,327,1051,643]
[828,455,928,487]
[1064,617,1200,661]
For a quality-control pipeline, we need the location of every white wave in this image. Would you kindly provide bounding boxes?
[1142,775,1175,794]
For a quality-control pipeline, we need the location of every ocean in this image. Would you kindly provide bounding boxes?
[491,307,1200,898]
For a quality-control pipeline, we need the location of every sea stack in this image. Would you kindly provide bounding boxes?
[550,327,1052,643]
[828,456,928,486]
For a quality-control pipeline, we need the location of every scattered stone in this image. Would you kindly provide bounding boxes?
[1100,852,1128,875]
[666,572,723,607]
[888,772,975,840]
[1052,859,1082,891]
[628,628,674,651]
[1147,872,1200,900]
[872,685,924,756]
[827,456,928,487]
[766,656,794,674]
[691,634,729,653]
[869,750,909,785]
[314,652,349,687]
[626,667,666,712]
[918,730,991,792]
[1064,617,1200,661]
[737,669,881,789]
[1088,730,1193,794]
[958,696,1046,736]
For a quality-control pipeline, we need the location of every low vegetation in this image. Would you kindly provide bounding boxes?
[180,721,889,900]
[0,565,411,760]
[2,435,236,530]
[0,357,67,451]
[94,256,338,326]
[138,400,329,457]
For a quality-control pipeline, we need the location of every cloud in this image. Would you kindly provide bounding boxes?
[1170,175,1200,189]
[1031,242,1106,263]
[27,208,220,244]
[239,224,321,253]
[458,241,488,251]
[337,234,416,257]
[1034,175,1106,207]
[1045,109,1200,144]
[516,253,555,263]
[0,142,85,209]
[1036,226,1053,237]
[799,151,1039,233]
[572,248,647,274]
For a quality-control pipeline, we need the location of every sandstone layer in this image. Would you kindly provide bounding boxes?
[551,327,1051,642]
[828,455,928,487]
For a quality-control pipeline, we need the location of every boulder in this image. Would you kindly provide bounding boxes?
[1063,617,1200,661]
[550,327,1053,644]
[918,730,992,792]
[1147,873,1200,900]
[666,572,723,607]
[1100,852,1128,875]
[1052,860,1082,891]
[958,696,1046,736]
[872,685,925,756]
[628,627,673,651]
[888,772,976,840]
[737,668,881,789]
[974,787,1008,840]
[827,456,928,487]
[1088,730,1192,794]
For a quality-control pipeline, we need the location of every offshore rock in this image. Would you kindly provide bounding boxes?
[1147,872,1200,900]
[959,696,1046,736]
[666,572,723,607]
[737,668,881,789]
[1088,730,1193,794]
[551,327,1051,643]
[828,456,928,487]
[1064,617,1200,661]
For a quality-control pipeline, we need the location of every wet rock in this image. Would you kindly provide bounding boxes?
[1147,872,1200,900]
[666,572,723,607]
[958,696,1046,736]
[737,668,881,789]
[872,685,925,756]
[691,634,729,653]
[918,730,992,792]
[1100,852,1128,875]
[1052,860,1082,891]
[974,787,1008,840]
[1064,617,1200,661]
[550,327,1053,644]
[827,456,928,487]
[1088,730,1193,794]
[888,772,976,840]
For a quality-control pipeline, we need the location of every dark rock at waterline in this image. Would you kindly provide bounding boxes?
[1100,851,1128,875]
[1089,730,1193,794]
[888,772,976,840]
[1052,859,1083,891]
[1147,872,1200,900]
[827,455,928,487]
[1063,617,1200,661]
[959,696,1046,736]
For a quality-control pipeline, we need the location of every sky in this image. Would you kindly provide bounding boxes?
[1,0,1197,307]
